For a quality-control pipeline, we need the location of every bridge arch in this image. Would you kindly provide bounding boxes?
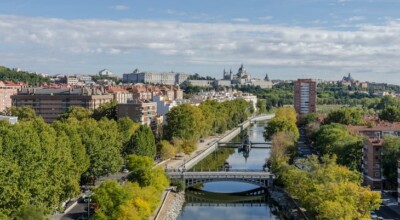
[185,178,268,188]
[167,171,274,189]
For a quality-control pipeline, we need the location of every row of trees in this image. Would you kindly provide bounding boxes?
[264,108,299,140]
[265,107,381,219]
[279,155,381,219]
[0,96,254,218]
[0,104,166,218]
[92,155,169,219]
[164,99,252,153]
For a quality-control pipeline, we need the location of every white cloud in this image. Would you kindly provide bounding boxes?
[1,14,400,83]
[166,9,186,16]
[112,5,129,11]
[347,16,365,21]
[258,16,272,20]
[232,18,249,22]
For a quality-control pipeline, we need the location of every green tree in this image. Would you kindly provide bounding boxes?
[0,118,81,215]
[126,155,169,190]
[0,66,50,85]
[4,106,37,121]
[324,107,364,125]
[165,104,206,141]
[379,106,400,122]
[78,118,123,180]
[117,117,140,154]
[382,136,400,185]
[158,140,176,160]
[280,156,381,219]
[264,117,299,140]
[92,180,130,220]
[92,100,117,120]
[58,106,92,121]
[315,123,363,170]
[256,99,267,114]
[126,125,156,157]
[13,205,45,220]
[52,120,90,174]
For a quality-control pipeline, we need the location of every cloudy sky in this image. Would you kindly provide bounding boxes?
[1,0,400,84]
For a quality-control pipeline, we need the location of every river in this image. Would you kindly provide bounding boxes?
[176,121,281,220]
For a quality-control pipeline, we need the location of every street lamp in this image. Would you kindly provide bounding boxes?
[85,190,92,220]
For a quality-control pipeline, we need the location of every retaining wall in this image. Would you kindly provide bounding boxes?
[182,114,274,170]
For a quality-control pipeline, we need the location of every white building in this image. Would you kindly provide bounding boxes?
[99,69,113,76]
[123,69,188,85]
[237,93,257,111]
[0,115,18,124]
[152,96,178,124]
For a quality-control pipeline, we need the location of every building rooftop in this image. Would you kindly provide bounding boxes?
[17,87,109,96]
[348,122,400,133]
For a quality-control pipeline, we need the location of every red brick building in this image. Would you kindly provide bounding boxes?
[0,81,26,113]
[364,139,384,189]
[12,87,113,122]
[294,79,316,115]
[349,123,400,189]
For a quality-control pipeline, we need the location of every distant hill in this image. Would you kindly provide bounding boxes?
[0,66,50,85]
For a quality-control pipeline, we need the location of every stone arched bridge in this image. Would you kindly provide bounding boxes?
[166,170,274,188]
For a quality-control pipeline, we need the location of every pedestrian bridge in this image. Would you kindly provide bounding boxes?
[166,170,274,188]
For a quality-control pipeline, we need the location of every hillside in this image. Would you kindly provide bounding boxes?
[0,66,50,85]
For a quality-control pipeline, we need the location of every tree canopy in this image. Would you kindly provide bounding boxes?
[382,136,400,186]
[315,123,363,170]
[279,156,381,219]
[264,108,299,140]
[126,125,156,157]
[323,107,364,125]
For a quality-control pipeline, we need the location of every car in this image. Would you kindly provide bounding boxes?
[122,168,129,173]
[370,211,378,219]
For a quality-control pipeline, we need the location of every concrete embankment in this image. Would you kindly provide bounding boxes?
[182,114,274,170]
[152,114,274,220]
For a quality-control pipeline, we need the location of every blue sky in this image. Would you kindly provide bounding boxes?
[1,0,400,84]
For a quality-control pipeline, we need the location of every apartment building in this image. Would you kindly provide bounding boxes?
[12,87,113,122]
[349,122,400,189]
[0,81,26,112]
[363,139,384,189]
[116,100,157,126]
[294,79,317,115]
[106,87,134,104]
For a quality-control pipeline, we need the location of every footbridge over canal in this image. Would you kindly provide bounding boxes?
[167,170,274,188]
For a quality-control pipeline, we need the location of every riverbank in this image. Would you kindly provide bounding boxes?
[151,114,274,220]
[268,186,311,220]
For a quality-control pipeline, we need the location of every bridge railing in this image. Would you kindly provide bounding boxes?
[165,168,267,173]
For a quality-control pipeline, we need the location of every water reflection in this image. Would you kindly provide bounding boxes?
[177,121,280,220]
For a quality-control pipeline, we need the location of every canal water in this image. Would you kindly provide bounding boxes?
[177,121,281,220]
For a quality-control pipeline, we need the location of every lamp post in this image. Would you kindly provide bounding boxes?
[86,190,91,220]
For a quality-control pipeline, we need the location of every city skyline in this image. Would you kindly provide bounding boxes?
[1,0,400,84]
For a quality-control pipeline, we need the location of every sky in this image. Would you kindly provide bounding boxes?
[1,0,400,84]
